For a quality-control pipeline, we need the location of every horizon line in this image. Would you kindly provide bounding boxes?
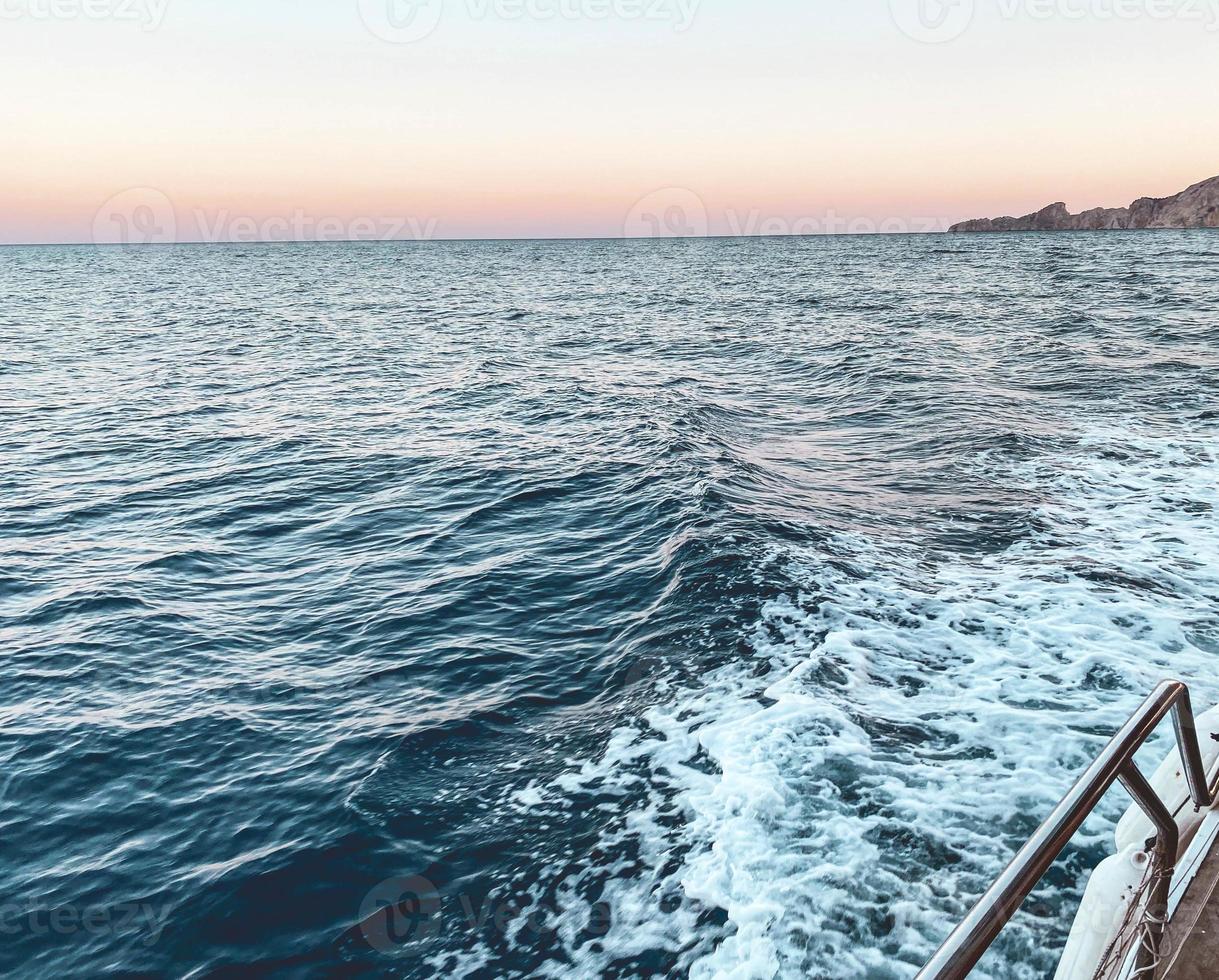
[10,228,1214,248]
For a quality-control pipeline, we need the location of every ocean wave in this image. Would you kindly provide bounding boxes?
[2,233,1217,978]
[481,426,1219,980]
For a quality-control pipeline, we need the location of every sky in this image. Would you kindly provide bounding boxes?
[3,0,1218,243]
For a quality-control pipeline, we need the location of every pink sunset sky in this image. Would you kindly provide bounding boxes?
[3,0,1218,243]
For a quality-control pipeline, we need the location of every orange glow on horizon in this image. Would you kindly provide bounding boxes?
[4,2,1218,243]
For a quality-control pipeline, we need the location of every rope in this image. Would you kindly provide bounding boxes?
[1090,859,1172,980]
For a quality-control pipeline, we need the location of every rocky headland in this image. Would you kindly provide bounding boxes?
[950,175,1219,232]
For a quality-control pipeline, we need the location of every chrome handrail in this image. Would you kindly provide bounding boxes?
[916,680,1218,980]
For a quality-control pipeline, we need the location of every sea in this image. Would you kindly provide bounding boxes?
[2,231,1217,979]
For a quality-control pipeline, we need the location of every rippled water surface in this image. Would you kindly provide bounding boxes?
[2,233,1218,979]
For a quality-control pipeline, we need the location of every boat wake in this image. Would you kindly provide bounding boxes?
[479,424,1219,980]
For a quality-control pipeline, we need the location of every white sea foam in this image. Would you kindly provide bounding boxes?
[513,424,1219,979]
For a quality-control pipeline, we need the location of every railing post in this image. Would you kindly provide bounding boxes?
[1118,761,1178,978]
[1171,691,1214,811]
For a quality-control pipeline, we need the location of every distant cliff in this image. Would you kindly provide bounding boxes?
[950,175,1219,232]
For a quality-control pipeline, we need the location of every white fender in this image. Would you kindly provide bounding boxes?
[1054,845,1151,980]
[1114,705,1219,859]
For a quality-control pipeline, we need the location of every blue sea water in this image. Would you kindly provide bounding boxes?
[2,232,1218,979]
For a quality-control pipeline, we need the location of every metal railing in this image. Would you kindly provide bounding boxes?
[916,680,1219,980]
